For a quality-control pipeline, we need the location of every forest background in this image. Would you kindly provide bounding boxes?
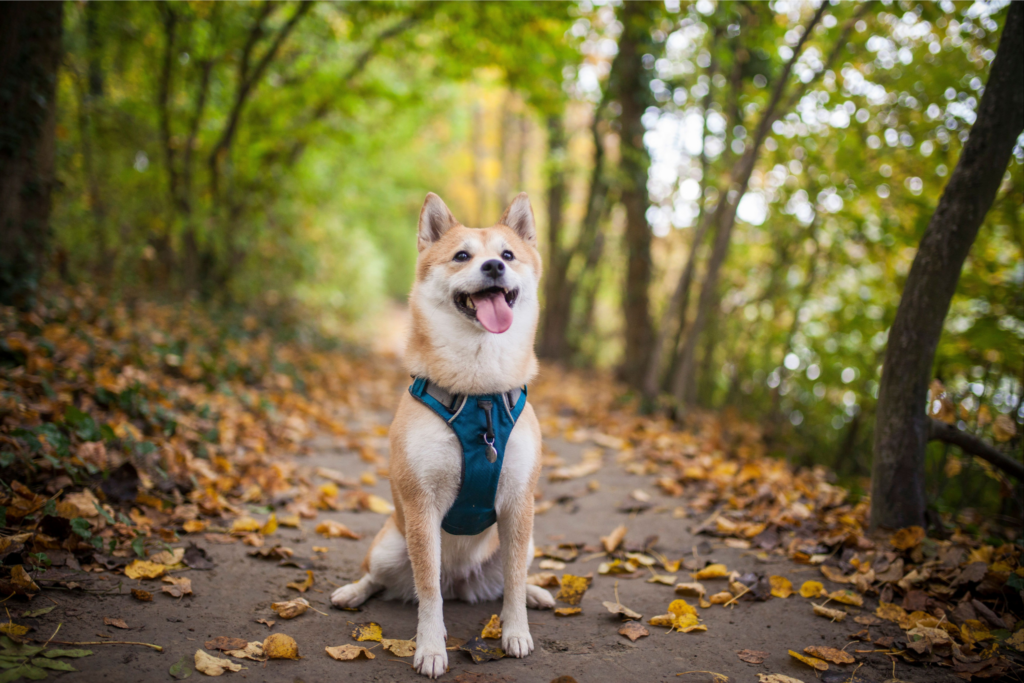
[3,0,1023,534]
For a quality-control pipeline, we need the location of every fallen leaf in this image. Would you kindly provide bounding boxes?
[315,520,362,540]
[646,573,677,585]
[554,607,581,616]
[131,589,153,602]
[312,546,329,553]
[481,614,502,639]
[287,570,314,593]
[381,638,416,657]
[230,517,261,534]
[668,599,697,618]
[693,563,728,580]
[256,618,275,629]
[649,614,675,628]
[673,613,707,633]
[890,526,925,551]
[827,589,863,607]
[223,641,266,661]
[803,646,854,664]
[103,617,128,629]
[789,649,828,671]
[674,582,706,597]
[183,520,207,534]
[708,591,733,605]
[263,633,300,660]
[601,524,627,553]
[460,637,505,663]
[528,573,559,588]
[875,602,906,623]
[555,574,590,605]
[769,576,793,598]
[326,644,374,661]
[260,514,278,535]
[757,676,805,683]
[169,654,192,679]
[149,548,185,566]
[618,622,649,641]
[853,615,881,626]
[798,580,827,598]
[183,544,215,570]
[162,576,193,598]
[540,559,566,571]
[737,649,769,664]
[812,604,846,622]
[351,622,382,642]
[205,637,248,651]
[271,597,309,619]
[124,560,166,580]
[0,623,30,637]
[1005,629,1024,652]
[366,495,393,514]
[249,545,294,561]
[194,649,241,676]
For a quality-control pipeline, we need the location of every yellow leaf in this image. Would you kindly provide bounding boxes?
[875,602,907,623]
[649,614,675,628]
[770,575,793,598]
[271,597,310,619]
[124,560,167,580]
[351,622,382,642]
[0,623,29,637]
[828,589,863,607]
[194,649,242,675]
[789,649,828,671]
[813,604,847,622]
[693,563,728,580]
[327,644,375,661]
[261,514,278,535]
[287,570,314,593]
[890,526,925,551]
[799,580,826,598]
[555,574,590,606]
[554,607,582,616]
[708,591,732,604]
[264,633,300,660]
[315,520,362,540]
[674,613,707,633]
[279,514,301,528]
[183,519,207,533]
[803,646,855,664]
[381,639,416,657]
[668,599,697,617]
[601,524,628,553]
[231,517,261,533]
[366,495,393,515]
[481,614,502,639]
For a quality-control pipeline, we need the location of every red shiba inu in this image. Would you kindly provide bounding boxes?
[331,192,553,678]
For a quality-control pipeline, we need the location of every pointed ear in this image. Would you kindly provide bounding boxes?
[418,193,459,252]
[497,192,536,245]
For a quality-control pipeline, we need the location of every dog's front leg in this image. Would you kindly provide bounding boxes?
[498,497,534,658]
[406,512,447,678]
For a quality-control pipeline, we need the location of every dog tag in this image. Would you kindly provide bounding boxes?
[485,443,498,463]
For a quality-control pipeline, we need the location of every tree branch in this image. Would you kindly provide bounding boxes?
[929,419,1024,480]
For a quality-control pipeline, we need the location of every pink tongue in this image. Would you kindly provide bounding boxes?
[471,291,513,333]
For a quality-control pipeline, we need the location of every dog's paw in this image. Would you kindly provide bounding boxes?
[526,584,555,610]
[330,583,365,609]
[413,648,448,678]
[502,630,534,658]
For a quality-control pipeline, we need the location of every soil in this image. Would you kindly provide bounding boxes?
[20,431,964,683]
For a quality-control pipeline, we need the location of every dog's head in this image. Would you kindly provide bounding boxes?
[406,192,542,392]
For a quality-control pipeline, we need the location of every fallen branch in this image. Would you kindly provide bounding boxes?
[33,639,163,652]
[929,418,1024,480]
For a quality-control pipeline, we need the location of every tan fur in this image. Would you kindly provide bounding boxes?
[331,193,551,678]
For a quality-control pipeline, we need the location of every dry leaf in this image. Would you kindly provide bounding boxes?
[827,589,863,607]
[131,588,153,601]
[0,623,29,637]
[481,614,502,639]
[149,548,185,565]
[205,637,248,651]
[183,520,207,533]
[124,560,166,580]
[668,599,697,617]
[737,649,769,664]
[540,559,566,571]
[230,517,261,534]
[6,565,39,594]
[803,646,854,664]
[769,575,793,598]
[271,597,310,619]
[812,604,846,622]
[257,618,276,629]
[194,649,242,676]
[789,649,828,671]
[673,613,707,633]
[649,614,675,628]
[224,641,266,661]
[287,570,314,593]
[326,644,375,661]
[264,633,300,660]
[162,576,193,598]
[312,546,329,553]
[366,494,393,514]
[674,582,706,597]
[104,617,128,629]
[381,638,416,657]
[555,574,590,605]
[875,602,906,623]
[693,563,728,580]
[890,526,925,551]
[798,580,826,598]
[646,573,677,585]
[618,622,649,641]
[708,591,733,605]
[528,572,559,588]
[459,637,506,663]
[757,676,806,683]
[261,514,278,535]
[315,520,362,540]
[554,607,581,616]
[601,524,627,553]
[351,622,382,642]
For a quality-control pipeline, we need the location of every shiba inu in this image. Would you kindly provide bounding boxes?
[330,192,553,678]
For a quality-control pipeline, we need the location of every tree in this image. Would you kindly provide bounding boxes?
[0,2,64,307]
[870,2,1023,530]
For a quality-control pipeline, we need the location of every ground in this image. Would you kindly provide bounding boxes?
[21,430,967,683]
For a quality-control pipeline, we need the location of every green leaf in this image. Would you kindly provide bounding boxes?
[130,535,146,558]
[20,606,54,619]
[40,649,91,659]
[94,503,114,525]
[29,658,74,672]
[0,663,48,682]
[69,518,91,541]
[0,638,44,658]
[168,655,192,680]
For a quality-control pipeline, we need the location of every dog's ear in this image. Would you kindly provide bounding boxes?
[418,193,459,252]
[497,193,536,245]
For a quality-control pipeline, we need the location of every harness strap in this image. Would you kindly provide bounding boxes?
[421,379,522,418]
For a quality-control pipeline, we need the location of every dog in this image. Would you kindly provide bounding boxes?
[330,192,554,678]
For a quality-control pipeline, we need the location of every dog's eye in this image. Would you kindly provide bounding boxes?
[501,250,515,261]
[453,251,470,262]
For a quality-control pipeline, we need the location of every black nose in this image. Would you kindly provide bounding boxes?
[480,259,505,278]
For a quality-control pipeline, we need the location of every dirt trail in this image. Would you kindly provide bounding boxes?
[25,423,960,683]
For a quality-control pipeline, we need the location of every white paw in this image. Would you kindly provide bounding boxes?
[526,585,555,610]
[502,630,534,658]
[413,648,447,678]
[330,583,364,609]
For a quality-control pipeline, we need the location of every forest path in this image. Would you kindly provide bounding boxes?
[40,420,955,683]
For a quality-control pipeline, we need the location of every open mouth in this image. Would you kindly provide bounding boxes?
[454,286,519,334]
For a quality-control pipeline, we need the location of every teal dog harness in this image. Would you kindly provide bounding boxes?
[409,377,527,536]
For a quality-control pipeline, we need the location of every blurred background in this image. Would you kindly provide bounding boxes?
[12,2,1024,525]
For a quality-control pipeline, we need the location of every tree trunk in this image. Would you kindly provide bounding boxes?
[0,2,63,307]
[539,114,571,360]
[611,1,658,389]
[870,1,1023,529]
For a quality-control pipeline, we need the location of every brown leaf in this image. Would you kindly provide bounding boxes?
[162,575,193,598]
[326,644,374,661]
[889,526,925,551]
[527,572,559,588]
[104,617,128,629]
[601,524,627,553]
[131,588,152,601]
[194,649,242,675]
[224,641,266,661]
[803,646,854,664]
[460,637,505,663]
[286,570,314,593]
[737,649,769,664]
[205,636,249,652]
[256,618,276,629]
[315,520,362,539]
[554,607,582,616]
[618,622,649,641]
[812,604,846,622]
[271,597,310,619]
